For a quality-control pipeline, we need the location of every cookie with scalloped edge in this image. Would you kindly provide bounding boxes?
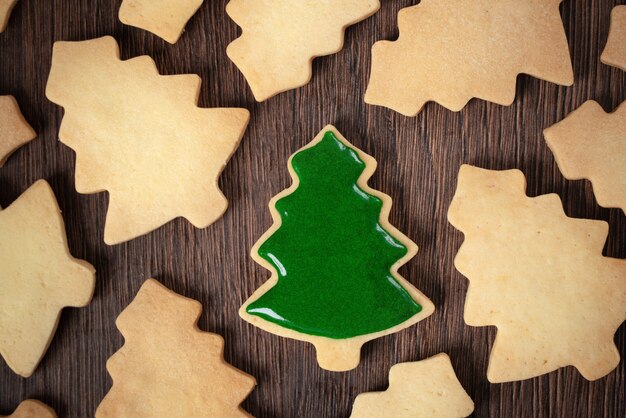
[544,100,626,214]
[119,0,204,44]
[601,6,626,71]
[448,165,626,382]
[1,400,57,418]
[350,353,474,418]
[46,36,249,245]
[96,278,255,418]
[0,95,36,167]
[0,180,95,377]
[240,125,434,372]
[226,0,380,101]
[365,0,573,116]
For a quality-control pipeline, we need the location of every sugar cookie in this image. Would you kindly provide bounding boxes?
[601,6,626,71]
[240,125,434,371]
[448,165,626,383]
[96,279,256,418]
[365,0,574,116]
[350,354,474,418]
[1,400,57,418]
[119,0,204,44]
[0,180,95,377]
[544,100,626,214]
[46,36,249,245]
[0,95,36,167]
[226,0,380,101]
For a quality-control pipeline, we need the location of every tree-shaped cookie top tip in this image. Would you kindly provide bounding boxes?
[241,126,434,371]
[115,278,204,336]
[45,36,250,245]
[0,180,95,377]
[448,165,626,383]
[1,400,57,418]
[97,279,256,418]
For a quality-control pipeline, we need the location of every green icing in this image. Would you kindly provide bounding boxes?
[246,131,422,339]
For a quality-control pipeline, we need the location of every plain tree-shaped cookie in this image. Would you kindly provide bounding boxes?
[601,6,626,71]
[365,0,574,116]
[119,0,204,44]
[96,279,256,418]
[0,180,95,377]
[544,100,626,214]
[46,36,250,245]
[240,126,434,371]
[0,95,36,167]
[350,354,474,418]
[226,0,380,101]
[0,0,18,32]
[1,400,57,418]
[448,165,626,383]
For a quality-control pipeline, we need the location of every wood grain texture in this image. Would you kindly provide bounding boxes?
[0,1,624,417]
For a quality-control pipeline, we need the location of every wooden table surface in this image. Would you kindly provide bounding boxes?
[1,1,624,417]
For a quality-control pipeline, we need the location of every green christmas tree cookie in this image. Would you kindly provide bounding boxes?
[240,125,434,371]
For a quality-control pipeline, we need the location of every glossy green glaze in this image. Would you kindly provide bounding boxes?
[247,131,422,339]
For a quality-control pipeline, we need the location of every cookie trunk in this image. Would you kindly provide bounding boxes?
[314,340,362,372]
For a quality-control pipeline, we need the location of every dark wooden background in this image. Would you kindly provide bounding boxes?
[0,1,624,417]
